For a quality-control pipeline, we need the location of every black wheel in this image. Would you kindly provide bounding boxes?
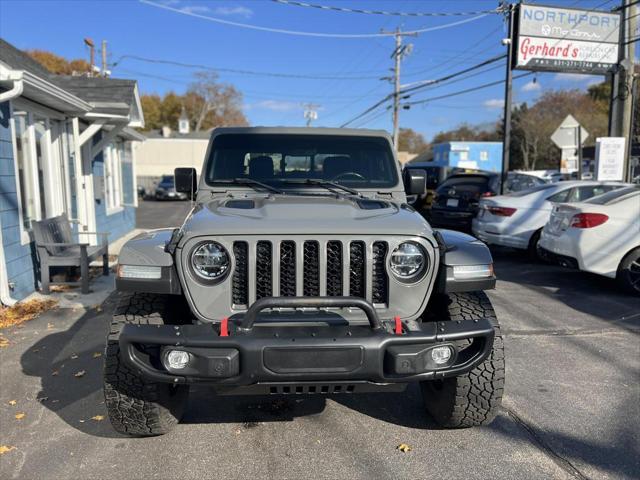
[420,291,505,428]
[103,292,189,436]
[527,229,542,260]
[617,247,640,295]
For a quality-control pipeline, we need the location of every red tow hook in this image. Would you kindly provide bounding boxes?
[220,317,229,337]
[394,316,403,335]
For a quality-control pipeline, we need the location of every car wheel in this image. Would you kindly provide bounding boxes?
[617,247,640,295]
[527,229,542,260]
[420,291,504,428]
[103,292,189,436]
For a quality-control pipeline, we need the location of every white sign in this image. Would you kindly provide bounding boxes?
[595,137,626,181]
[515,4,621,74]
[551,115,589,149]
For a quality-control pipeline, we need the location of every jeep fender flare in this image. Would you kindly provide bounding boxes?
[116,228,182,295]
[433,229,496,293]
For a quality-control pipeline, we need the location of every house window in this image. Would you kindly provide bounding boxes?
[480,151,489,161]
[104,143,124,213]
[10,105,74,241]
[459,151,469,161]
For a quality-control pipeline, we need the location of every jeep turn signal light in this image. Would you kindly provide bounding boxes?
[117,265,162,279]
[453,264,494,280]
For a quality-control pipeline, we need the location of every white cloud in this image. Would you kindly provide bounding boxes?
[212,6,253,18]
[180,5,210,14]
[521,80,541,92]
[483,98,504,109]
[252,100,300,112]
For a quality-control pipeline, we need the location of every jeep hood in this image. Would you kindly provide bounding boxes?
[180,194,431,238]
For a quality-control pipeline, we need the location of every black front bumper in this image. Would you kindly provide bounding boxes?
[119,297,495,391]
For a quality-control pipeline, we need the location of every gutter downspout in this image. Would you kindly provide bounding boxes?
[0,70,24,306]
[0,69,24,103]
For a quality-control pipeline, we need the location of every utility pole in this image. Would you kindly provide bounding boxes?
[101,40,108,78]
[609,0,637,181]
[303,103,319,126]
[384,28,416,150]
[500,2,515,194]
[84,38,95,77]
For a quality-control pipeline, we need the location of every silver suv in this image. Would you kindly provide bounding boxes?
[105,127,504,436]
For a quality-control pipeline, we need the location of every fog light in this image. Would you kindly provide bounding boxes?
[431,346,453,365]
[165,350,190,370]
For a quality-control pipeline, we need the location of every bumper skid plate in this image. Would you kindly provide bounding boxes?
[118,297,495,388]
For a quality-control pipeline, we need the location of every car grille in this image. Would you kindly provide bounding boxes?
[231,239,389,308]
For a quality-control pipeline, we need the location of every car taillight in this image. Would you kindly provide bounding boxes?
[569,213,609,228]
[481,191,495,197]
[487,206,517,217]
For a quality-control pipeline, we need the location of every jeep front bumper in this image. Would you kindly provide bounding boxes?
[118,297,495,392]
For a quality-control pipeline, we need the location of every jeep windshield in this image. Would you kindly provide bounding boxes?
[205,134,398,189]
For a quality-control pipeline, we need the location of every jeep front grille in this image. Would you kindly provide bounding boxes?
[231,239,389,308]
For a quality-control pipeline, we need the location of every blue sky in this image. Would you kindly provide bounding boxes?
[0,0,634,140]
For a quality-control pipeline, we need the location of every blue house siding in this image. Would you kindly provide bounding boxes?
[432,142,503,173]
[0,101,36,300]
[91,144,136,244]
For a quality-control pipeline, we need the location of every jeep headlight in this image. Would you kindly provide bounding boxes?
[390,242,426,280]
[190,242,230,281]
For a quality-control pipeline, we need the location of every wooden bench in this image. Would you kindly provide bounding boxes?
[32,214,109,294]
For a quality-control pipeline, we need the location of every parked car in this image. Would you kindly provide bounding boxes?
[107,127,505,436]
[538,186,640,294]
[429,171,547,231]
[472,181,627,257]
[154,175,188,200]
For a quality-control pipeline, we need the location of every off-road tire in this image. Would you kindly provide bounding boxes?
[104,292,189,436]
[420,291,504,428]
[617,247,640,295]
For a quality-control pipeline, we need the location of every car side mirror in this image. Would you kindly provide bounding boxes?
[175,168,197,199]
[404,169,426,195]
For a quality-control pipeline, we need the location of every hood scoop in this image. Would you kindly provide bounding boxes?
[225,199,256,209]
[357,199,391,210]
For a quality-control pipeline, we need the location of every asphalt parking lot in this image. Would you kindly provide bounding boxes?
[1,199,638,480]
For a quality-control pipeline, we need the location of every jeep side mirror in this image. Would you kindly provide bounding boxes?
[175,168,197,199]
[403,169,426,195]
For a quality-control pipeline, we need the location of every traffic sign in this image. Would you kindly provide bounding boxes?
[551,115,589,149]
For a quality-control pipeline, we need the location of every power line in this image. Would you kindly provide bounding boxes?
[271,0,501,17]
[139,0,492,38]
[114,54,387,80]
[403,73,534,107]
[340,54,508,127]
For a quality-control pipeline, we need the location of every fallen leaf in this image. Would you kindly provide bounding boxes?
[32,348,39,353]
[74,370,86,378]
[0,298,58,329]
[91,415,104,421]
[36,396,48,402]
[14,413,25,420]
[92,352,102,358]
[0,337,9,348]
[70,354,78,359]
[397,443,412,453]
[0,445,16,455]
[51,370,59,376]
[51,399,59,403]
[47,323,55,329]
[8,400,16,406]
[79,419,85,423]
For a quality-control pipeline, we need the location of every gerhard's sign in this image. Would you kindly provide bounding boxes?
[514,3,621,74]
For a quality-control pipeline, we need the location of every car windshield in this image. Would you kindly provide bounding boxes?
[205,134,398,189]
[584,186,638,205]
[437,175,493,194]
[159,176,174,187]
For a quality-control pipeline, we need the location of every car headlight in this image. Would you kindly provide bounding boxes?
[190,242,230,281]
[390,242,427,280]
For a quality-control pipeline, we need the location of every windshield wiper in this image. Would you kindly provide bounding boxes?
[221,178,285,195]
[304,179,360,196]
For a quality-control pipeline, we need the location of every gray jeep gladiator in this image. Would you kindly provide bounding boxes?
[104,127,504,436]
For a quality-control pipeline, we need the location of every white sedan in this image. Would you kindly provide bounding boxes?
[472,181,626,257]
[538,186,640,294]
